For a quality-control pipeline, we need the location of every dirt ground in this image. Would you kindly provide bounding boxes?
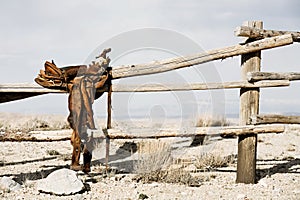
[0,116,300,200]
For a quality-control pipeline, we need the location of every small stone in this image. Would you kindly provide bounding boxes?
[16,196,23,200]
[0,176,22,192]
[121,175,132,183]
[37,168,85,195]
[138,193,149,199]
[293,189,300,194]
[237,194,247,200]
[148,182,159,187]
[181,191,187,196]
[114,174,126,181]
[258,179,267,187]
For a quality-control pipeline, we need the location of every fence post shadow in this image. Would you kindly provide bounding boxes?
[92,141,138,173]
[256,158,300,182]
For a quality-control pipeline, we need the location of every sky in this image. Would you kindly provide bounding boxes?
[0,0,299,121]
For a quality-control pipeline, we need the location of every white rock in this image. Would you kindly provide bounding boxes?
[293,189,300,194]
[37,168,85,195]
[237,193,247,200]
[121,175,132,183]
[0,176,22,192]
[257,179,267,187]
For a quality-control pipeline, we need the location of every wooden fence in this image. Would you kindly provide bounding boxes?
[1,21,299,184]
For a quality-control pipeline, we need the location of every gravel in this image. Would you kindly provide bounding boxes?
[0,123,300,199]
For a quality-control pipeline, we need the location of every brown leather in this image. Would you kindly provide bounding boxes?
[35,48,111,172]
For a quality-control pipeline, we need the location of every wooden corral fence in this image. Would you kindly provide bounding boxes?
[1,21,299,184]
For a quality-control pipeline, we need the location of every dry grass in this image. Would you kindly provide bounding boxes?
[46,150,60,156]
[134,168,202,186]
[134,140,203,186]
[0,113,70,133]
[134,140,172,174]
[195,153,236,170]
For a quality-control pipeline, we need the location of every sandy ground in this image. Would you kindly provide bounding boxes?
[0,117,300,199]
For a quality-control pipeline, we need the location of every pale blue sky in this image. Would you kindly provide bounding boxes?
[0,0,299,120]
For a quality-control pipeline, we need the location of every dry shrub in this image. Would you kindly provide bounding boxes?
[195,153,235,170]
[46,150,60,156]
[24,116,70,131]
[134,140,202,186]
[134,140,172,174]
[0,113,70,133]
[59,153,72,161]
[134,168,201,186]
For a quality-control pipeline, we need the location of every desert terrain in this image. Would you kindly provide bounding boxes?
[0,113,300,199]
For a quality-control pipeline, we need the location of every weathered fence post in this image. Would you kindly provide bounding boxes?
[237,21,262,183]
[105,81,112,169]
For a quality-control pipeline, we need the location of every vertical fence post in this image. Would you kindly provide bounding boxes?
[237,21,263,184]
[105,80,112,170]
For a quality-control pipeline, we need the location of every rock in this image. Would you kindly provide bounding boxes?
[258,179,267,187]
[0,176,22,192]
[237,194,248,200]
[138,193,149,199]
[121,175,132,183]
[37,168,85,195]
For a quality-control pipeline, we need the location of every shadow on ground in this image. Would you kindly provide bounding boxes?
[256,158,300,181]
[0,164,69,184]
[92,141,138,173]
[1,141,299,185]
[0,156,57,167]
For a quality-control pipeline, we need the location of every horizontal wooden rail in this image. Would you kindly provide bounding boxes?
[248,72,300,82]
[0,83,67,103]
[0,80,290,95]
[0,124,284,142]
[112,80,290,92]
[250,114,300,125]
[111,34,293,79]
[235,26,300,42]
[0,83,66,93]
[0,80,292,103]
[0,130,72,142]
[102,124,285,139]
[0,80,290,103]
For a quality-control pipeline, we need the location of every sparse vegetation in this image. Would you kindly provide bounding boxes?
[59,153,72,161]
[134,140,172,174]
[0,112,299,199]
[195,153,236,170]
[134,168,202,186]
[0,113,70,133]
[134,140,203,186]
[46,150,60,156]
